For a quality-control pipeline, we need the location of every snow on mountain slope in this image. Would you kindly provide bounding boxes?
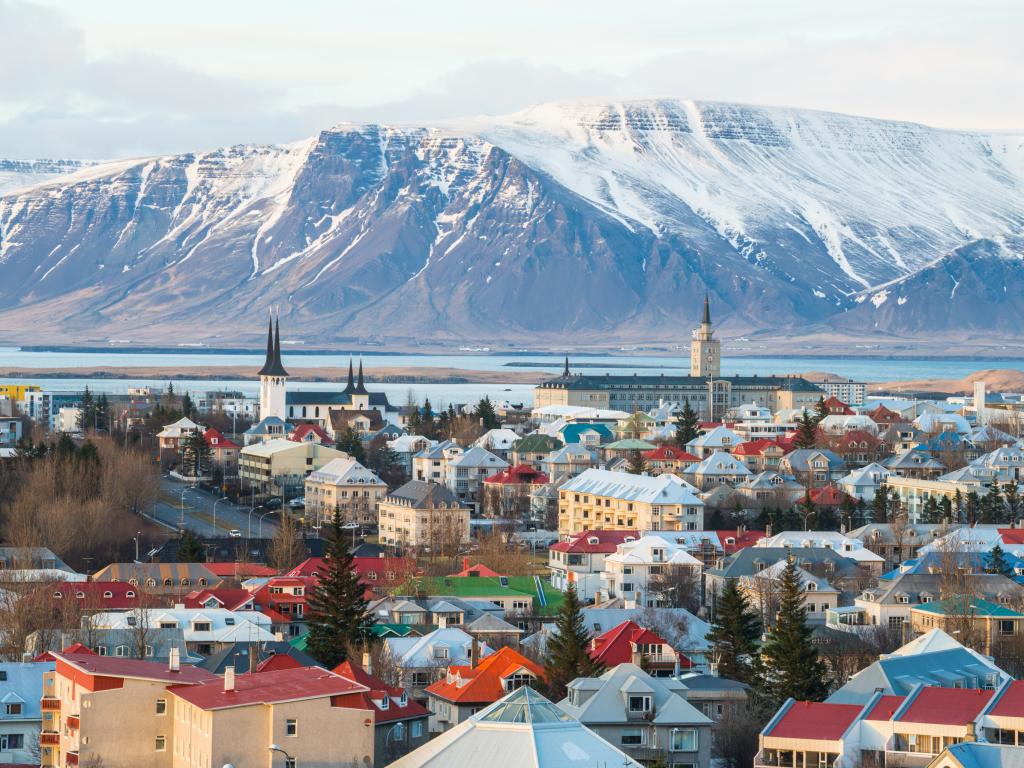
[0,159,94,195]
[0,100,1021,345]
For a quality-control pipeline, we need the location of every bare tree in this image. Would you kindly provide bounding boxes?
[649,564,703,613]
[267,513,304,572]
[713,703,767,768]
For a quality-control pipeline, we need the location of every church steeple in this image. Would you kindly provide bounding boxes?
[354,358,369,395]
[258,313,288,377]
[702,293,711,326]
[343,357,355,395]
[257,311,289,421]
[563,356,570,377]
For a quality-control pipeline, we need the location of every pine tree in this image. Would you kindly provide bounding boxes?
[839,494,856,530]
[674,399,700,447]
[813,396,829,425]
[335,426,367,464]
[1005,480,1022,524]
[797,492,817,531]
[953,488,965,522]
[474,397,500,430]
[405,391,422,435]
[77,387,95,432]
[986,544,1013,577]
[938,496,953,524]
[181,392,196,419]
[707,579,762,684]
[544,584,604,700]
[965,491,981,525]
[626,449,648,475]
[305,509,372,667]
[921,496,940,524]
[755,556,829,708]
[178,530,205,562]
[421,398,436,439]
[96,393,110,431]
[181,429,211,477]
[793,410,818,449]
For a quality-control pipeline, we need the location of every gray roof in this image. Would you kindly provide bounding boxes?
[559,663,712,726]
[781,448,845,473]
[709,547,861,580]
[466,613,523,634]
[387,480,462,508]
[862,572,1024,605]
[200,641,319,674]
[676,673,749,693]
[0,546,72,571]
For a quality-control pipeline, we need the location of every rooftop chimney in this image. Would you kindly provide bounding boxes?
[224,666,235,692]
[470,638,480,667]
[168,647,180,673]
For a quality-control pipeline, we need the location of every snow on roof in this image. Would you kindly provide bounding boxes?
[560,468,702,505]
[604,535,703,567]
[307,458,384,486]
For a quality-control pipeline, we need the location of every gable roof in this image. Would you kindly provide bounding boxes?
[333,659,429,723]
[170,665,365,710]
[897,686,993,725]
[560,468,702,505]
[425,647,543,704]
[765,701,862,740]
[549,530,639,554]
[589,620,686,668]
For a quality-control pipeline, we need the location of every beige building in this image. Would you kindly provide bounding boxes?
[304,457,387,527]
[379,481,470,551]
[239,438,349,500]
[885,474,988,522]
[557,468,704,536]
[43,651,376,768]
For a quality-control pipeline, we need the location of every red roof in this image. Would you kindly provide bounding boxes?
[255,653,303,673]
[823,397,854,415]
[990,680,1024,717]
[805,485,854,507]
[36,642,95,661]
[203,427,239,451]
[642,445,699,462]
[768,701,863,740]
[204,562,279,578]
[170,666,366,710]
[182,588,255,611]
[731,439,781,457]
[424,647,544,705]
[56,652,217,685]
[898,687,994,725]
[712,529,766,553]
[589,620,689,668]
[865,695,905,721]
[288,423,333,445]
[549,530,639,555]
[333,660,429,723]
[828,430,882,451]
[46,581,159,610]
[451,560,501,578]
[868,404,902,424]
[483,464,549,485]
[998,529,1024,546]
[288,557,328,577]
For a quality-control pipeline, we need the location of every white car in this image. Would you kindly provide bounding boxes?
[288,497,306,509]
[228,529,242,538]
[340,522,360,530]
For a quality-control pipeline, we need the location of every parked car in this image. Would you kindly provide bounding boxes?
[264,497,283,510]
[228,529,242,538]
[340,522,360,531]
[288,497,306,509]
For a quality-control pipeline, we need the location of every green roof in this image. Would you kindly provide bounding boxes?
[368,623,420,638]
[512,434,563,453]
[914,596,1024,618]
[289,633,308,651]
[395,575,564,615]
[605,438,657,450]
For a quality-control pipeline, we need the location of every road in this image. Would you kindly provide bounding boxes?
[155,476,282,539]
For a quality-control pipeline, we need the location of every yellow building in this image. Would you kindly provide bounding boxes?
[557,468,704,535]
[378,480,470,550]
[0,384,41,401]
[304,457,387,527]
[239,438,349,500]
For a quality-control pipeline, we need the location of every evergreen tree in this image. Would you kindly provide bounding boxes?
[474,397,500,430]
[965,491,981,525]
[1005,480,1022,524]
[953,488,965,523]
[989,484,1007,524]
[793,410,818,449]
[674,399,700,447]
[77,387,95,432]
[626,449,648,475]
[177,530,205,562]
[938,496,953,524]
[335,426,367,464]
[853,497,869,528]
[707,579,762,684]
[797,493,817,531]
[96,393,110,431]
[544,584,604,700]
[839,494,856,530]
[421,398,436,439]
[181,392,196,419]
[181,429,211,477]
[305,509,372,667]
[921,496,941,524]
[405,391,422,435]
[871,486,888,525]
[813,396,829,425]
[986,544,1013,577]
[755,557,829,708]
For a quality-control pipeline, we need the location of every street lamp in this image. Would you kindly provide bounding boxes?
[258,510,275,539]
[269,744,293,765]
[179,487,190,527]
[133,531,142,562]
[212,497,230,535]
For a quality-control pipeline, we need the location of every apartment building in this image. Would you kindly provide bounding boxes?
[548,530,639,600]
[304,457,387,527]
[598,535,703,607]
[411,440,463,483]
[558,468,704,536]
[239,438,349,500]
[378,481,470,550]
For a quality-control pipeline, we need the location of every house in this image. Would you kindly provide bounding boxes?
[825,429,886,467]
[732,471,805,508]
[472,428,521,460]
[329,407,385,437]
[559,663,713,768]
[601,438,658,462]
[683,451,753,491]
[509,434,564,470]
[378,480,470,551]
[445,446,509,503]
[304,457,387,527]
[839,462,893,503]
[738,559,840,625]
[883,450,947,480]
[849,523,952,571]
[676,673,750,722]
[548,529,639,600]
[686,425,743,457]
[287,422,333,445]
[588,621,689,675]
[91,563,221,596]
[248,575,317,637]
[732,439,786,472]
[389,435,433,477]
[541,444,599,480]
[643,444,700,475]
[45,580,162,612]
[383,628,495,703]
[239,438,349,501]
[930,743,1024,768]
[779,448,847,487]
[388,686,644,768]
[481,465,549,518]
[598,535,703,608]
[982,679,1024,747]
[242,415,292,445]
[334,659,430,766]
[910,597,1024,654]
[0,660,53,765]
[393,575,563,622]
[197,640,319,674]
[156,416,202,453]
[425,646,544,732]
[557,421,614,447]
[558,468,704,535]
[87,608,276,657]
[412,440,463,483]
[754,531,886,572]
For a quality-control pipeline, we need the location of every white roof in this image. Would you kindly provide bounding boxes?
[89,608,275,644]
[307,458,384,487]
[473,428,520,451]
[755,531,884,563]
[739,560,839,592]
[389,435,434,452]
[531,405,630,420]
[686,425,742,449]
[449,446,509,469]
[605,535,703,567]
[560,468,702,505]
[914,411,971,434]
[840,462,892,486]
[240,437,309,458]
[685,451,752,477]
[156,417,201,438]
[388,686,643,768]
[385,628,494,668]
[818,414,879,435]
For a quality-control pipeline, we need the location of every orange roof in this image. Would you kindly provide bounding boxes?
[424,647,544,705]
[451,560,501,578]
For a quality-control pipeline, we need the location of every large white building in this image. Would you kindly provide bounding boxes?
[598,534,704,607]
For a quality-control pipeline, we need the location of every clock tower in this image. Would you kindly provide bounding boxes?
[690,295,721,377]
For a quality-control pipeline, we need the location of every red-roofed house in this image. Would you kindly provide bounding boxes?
[868,404,904,426]
[588,620,690,676]
[43,581,160,612]
[424,647,544,733]
[998,529,1024,547]
[167,666,376,766]
[203,427,240,472]
[450,559,501,578]
[713,529,766,554]
[548,529,639,599]
[757,700,864,768]
[732,439,785,471]
[181,588,255,612]
[823,397,855,416]
[825,429,885,467]
[203,562,279,580]
[802,484,855,508]
[642,444,699,475]
[984,680,1024,745]
[248,576,316,637]
[288,423,334,445]
[334,659,430,765]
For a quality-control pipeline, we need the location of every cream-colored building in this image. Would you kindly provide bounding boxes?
[378,481,469,551]
[305,458,387,527]
[885,474,989,522]
[239,438,349,500]
[43,651,376,768]
[557,468,704,536]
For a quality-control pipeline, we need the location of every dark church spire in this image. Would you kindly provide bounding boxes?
[702,294,711,325]
[342,357,355,394]
[354,358,369,395]
[563,356,570,377]
[257,310,289,377]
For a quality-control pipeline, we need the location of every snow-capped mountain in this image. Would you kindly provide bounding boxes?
[0,100,1021,346]
[0,159,93,195]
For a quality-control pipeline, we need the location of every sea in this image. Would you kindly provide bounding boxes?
[1,347,1022,408]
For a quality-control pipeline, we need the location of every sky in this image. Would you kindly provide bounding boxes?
[1,0,1022,158]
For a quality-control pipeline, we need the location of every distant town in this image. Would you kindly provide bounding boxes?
[0,300,1022,768]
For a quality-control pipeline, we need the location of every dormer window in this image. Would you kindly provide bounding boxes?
[103,591,113,598]
[627,695,652,713]
[807,583,817,591]
[379,697,389,710]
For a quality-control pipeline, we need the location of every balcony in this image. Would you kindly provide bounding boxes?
[66,714,80,730]
[66,752,79,766]
[40,731,60,746]
[41,697,61,711]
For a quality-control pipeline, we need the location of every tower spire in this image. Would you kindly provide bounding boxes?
[258,311,289,377]
[355,358,368,395]
[702,294,711,325]
[563,356,570,377]
[343,357,355,394]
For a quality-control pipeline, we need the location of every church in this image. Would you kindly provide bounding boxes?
[533,296,821,419]
[254,316,395,437]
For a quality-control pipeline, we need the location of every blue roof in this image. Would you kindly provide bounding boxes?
[559,422,613,444]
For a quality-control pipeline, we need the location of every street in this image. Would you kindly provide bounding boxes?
[155,476,281,539]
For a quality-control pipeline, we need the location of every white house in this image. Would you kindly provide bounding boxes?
[598,535,703,607]
[839,462,893,502]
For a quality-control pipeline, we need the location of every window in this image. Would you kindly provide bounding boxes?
[411,719,423,738]
[193,621,212,632]
[504,673,534,692]
[392,722,406,741]
[671,728,698,751]
[103,591,113,599]
[4,703,22,715]
[888,616,904,629]
[156,699,166,715]
[1000,620,1016,636]
[155,735,166,751]
[285,759,296,768]
[621,728,645,746]
[432,646,449,660]
[126,590,136,598]
[0,734,24,750]
[94,645,107,656]
[286,718,298,736]
[114,645,129,657]
[628,695,651,713]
